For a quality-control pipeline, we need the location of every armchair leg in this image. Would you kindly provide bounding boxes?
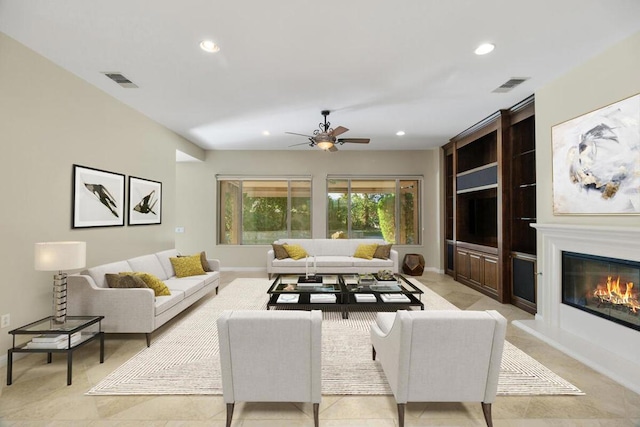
[226,403,235,427]
[481,402,493,427]
[397,403,405,427]
[313,402,319,427]
[372,346,376,360]
[145,333,151,347]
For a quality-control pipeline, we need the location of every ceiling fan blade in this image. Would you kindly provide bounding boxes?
[288,141,312,147]
[338,138,370,144]
[330,126,349,137]
[328,145,339,152]
[285,131,314,138]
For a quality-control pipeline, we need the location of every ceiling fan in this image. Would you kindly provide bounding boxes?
[286,110,370,152]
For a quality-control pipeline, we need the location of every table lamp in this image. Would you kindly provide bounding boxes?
[34,241,86,323]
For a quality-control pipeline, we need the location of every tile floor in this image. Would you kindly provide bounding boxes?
[1,271,639,426]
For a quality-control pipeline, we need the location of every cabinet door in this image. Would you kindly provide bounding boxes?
[511,253,537,313]
[456,249,469,280]
[483,255,499,291]
[468,252,483,286]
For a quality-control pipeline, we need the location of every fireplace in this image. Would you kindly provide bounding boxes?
[562,251,639,331]
[512,224,640,395]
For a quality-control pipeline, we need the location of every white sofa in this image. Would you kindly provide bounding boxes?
[68,249,220,346]
[267,238,398,278]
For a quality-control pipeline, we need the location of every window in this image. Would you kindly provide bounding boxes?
[327,177,420,244]
[218,177,311,245]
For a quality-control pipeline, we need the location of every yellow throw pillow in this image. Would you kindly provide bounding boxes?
[120,272,171,296]
[170,254,207,278]
[353,243,379,260]
[283,244,308,260]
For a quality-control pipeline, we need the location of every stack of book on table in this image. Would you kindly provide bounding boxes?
[277,294,299,303]
[355,293,377,303]
[380,293,411,303]
[310,294,336,304]
[25,332,82,349]
[297,275,323,287]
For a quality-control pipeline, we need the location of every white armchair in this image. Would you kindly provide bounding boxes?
[217,310,322,427]
[370,310,506,427]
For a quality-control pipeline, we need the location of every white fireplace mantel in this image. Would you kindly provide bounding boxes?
[513,223,640,394]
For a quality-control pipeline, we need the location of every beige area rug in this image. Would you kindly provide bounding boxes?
[87,278,583,396]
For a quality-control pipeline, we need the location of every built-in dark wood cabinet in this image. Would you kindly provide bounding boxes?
[442,96,536,313]
[444,147,455,275]
[507,100,536,313]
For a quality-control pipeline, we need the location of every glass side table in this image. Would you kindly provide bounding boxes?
[7,315,104,386]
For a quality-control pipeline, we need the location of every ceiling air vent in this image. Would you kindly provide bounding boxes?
[101,72,138,88]
[492,77,529,93]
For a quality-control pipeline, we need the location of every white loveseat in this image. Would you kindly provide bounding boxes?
[267,238,398,278]
[68,249,220,346]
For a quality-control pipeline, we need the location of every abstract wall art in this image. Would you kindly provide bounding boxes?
[552,94,640,214]
[128,176,162,225]
[72,164,125,228]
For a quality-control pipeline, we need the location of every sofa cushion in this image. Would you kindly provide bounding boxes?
[374,244,393,259]
[352,258,394,268]
[105,273,148,289]
[354,243,379,260]
[121,272,171,296]
[164,277,205,298]
[315,256,354,268]
[155,291,184,316]
[203,271,220,285]
[155,249,181,278]
[315,239,353,256]
[170,255,206,278]
[128,254,168,281]
[87,261,133,288]
[272,258,311,267]
[272,243,289,260]
[283,244,308,260]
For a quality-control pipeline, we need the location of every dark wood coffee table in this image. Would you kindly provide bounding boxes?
[267,273,423,318]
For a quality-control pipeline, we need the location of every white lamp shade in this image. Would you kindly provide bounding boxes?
[34,241,86,271]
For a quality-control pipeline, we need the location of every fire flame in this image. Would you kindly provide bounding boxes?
[593,276,639,313]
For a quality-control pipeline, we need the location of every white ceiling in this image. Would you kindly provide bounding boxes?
[2,0,640,151]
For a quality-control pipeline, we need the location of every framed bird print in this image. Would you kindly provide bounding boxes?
[128,176,162,225]
[72,164,126,228]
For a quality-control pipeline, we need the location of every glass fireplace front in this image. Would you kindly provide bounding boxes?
[562,251,639,331]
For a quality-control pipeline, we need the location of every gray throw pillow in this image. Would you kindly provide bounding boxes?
[200,251,213,272]
[105,273,148,288]
[272,243,289,260]
[373,244,392,259]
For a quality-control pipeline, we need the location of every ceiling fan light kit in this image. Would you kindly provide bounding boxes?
[286,110,370,152]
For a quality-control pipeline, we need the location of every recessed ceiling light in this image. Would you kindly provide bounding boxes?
[200,40,220,53]
[262,130,270,136]
[396,131,405,136]
[474,43,495,55]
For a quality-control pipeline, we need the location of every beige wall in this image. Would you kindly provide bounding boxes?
[536,30,640,228]
[175,150,441,272]
[0,33,202,354]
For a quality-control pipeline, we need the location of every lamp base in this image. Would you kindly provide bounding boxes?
[53,272,67,324]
